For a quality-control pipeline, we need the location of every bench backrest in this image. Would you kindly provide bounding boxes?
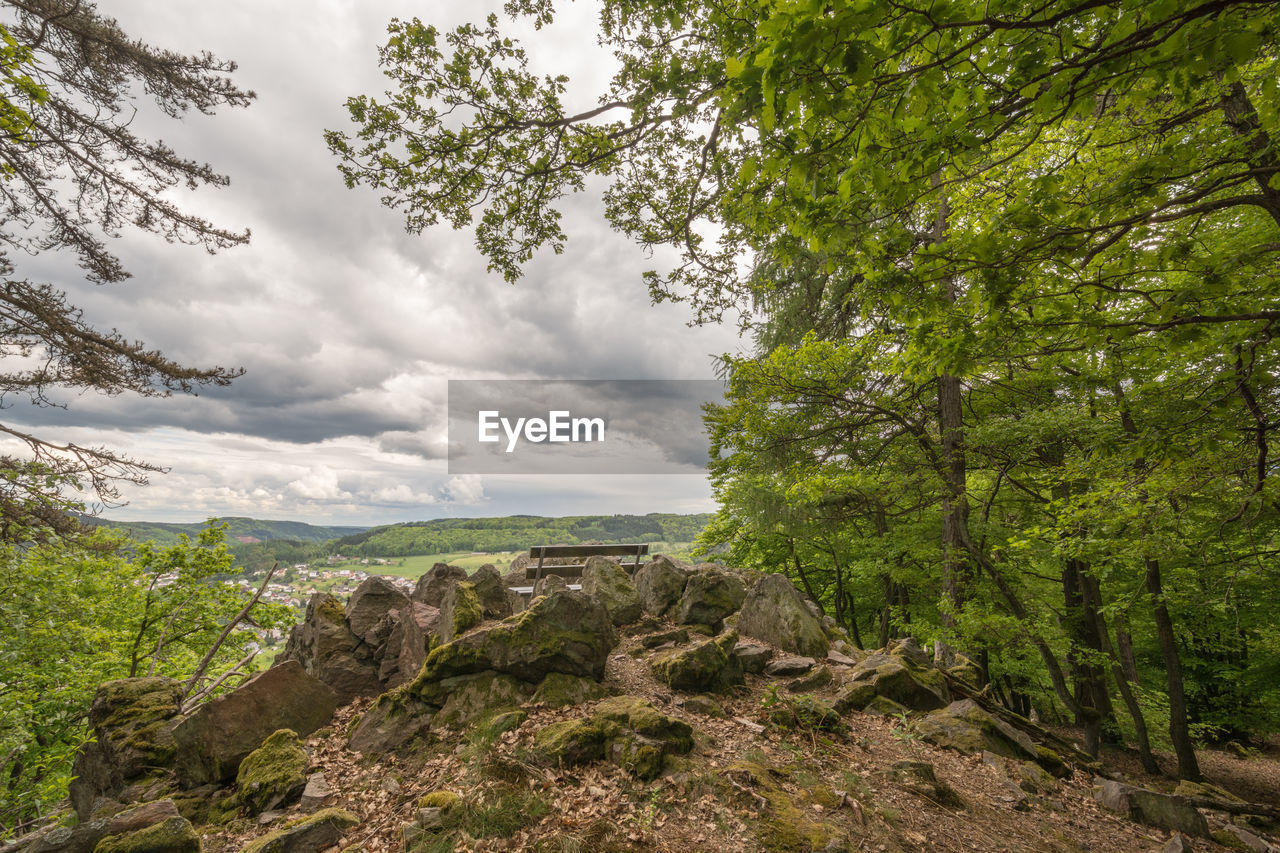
[525,543,649,584]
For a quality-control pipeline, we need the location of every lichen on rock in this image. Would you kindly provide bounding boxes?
[236,729,308,815]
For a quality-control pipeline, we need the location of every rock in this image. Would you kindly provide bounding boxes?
[787,665,833,692]
[434,671,531,727]
[236,729,308,815]
[532,672,611,708]
[634,555,689,617]
[1173,780,1244,803]
[1164,832,1195,853]
[347,686,435,756]
[1016,761,1059,794]
[641,628,690,649]
[1215,824,1274,852]
[470,564,515,619]
[737,573,829,659]
[680,695,726,717]
[277,593,381,702]
[69,677,183,820]
[437,580,484,644]
[25,800,184,853]
[1093,780,1209,837]
[651,631,743,692]
[533,695,694,780]
[887,760,963,808]
[765,655,816,677]
[733,642,773,674]
[240,807,359,853]
[581,556,643,625]
[345,576,411,643]
[411,589,617,689]
[172,660,337,787]
[889,637,933,667]
[412,562,469,607]
[676,569,746,628]
[299,772,332,811]
[534,573,569,595]
[913,700,1038,763]
[844,650,949,711]
[94,816,200,853]
[863,695,910,716]
[832,681,877,713]
[826,650,860,667]
[378,601,437,689]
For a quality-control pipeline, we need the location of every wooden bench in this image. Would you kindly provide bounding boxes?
[510,543,649,595]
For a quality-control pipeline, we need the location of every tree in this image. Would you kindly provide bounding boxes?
[332,0,1280,778]
[0,1,252,534]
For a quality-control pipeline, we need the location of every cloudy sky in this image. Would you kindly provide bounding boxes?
[1,1,749,525]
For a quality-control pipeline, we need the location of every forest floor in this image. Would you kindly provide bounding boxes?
[202,629,1280,853]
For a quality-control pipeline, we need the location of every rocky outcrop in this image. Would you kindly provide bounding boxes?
[94,816,200,853]
[236,729,308,814]
[276,593,381,702]
[69,677,184,820]
[533,696,694,780]
[437,580,483,644]
[633,555,689,618]
[347,687,436,756]
[1094,780,1210,837]
[581,556,643,626]
[913,699,1039,763]
[839,649,949,712]
[412,563,468,607]
[470,564,515,619]
[676,569,746,628]
[651,631,743,692]
[24,800,185,853]
[736,573,829,659]
[172,661,336,787]
[345,576,411,643]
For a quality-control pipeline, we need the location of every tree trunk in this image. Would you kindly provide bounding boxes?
[1145,557,1202,781]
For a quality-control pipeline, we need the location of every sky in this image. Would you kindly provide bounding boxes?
[0,1,749,526]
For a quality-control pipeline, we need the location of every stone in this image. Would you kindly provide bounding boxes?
[737,573,830,659]
[913,700,1038,762]
[433,671,531,727]
[236,729,309,815]
[1216,824,1273,852]
[680,694,726,717]
[844,651,949,711]
[887,760,963,808]
[641,628,690,649]
[733,642,773,674]
[410,589,617,689]
[437,580,484,644]
[787,665,833,692]
[93,816,200,853]
[534,573,569,595]
[240,808,359,853]
[412,562,468,607]
[634,555,689,617]
[1163,832,1195,853]
[378,601,438,689]
[470,564,515,619]
[533,695,694,781]
[1017,761,1059,795]
[581,556,643,625]
[863,695,910,716]
[299,772,332,811]
[765,655,816,677]
[532,672,611,708]
[826,650,860,667]
[25,800,184,853]
[832,681,877,714]
[69,677,183,820]
[1173,780,1244,803]
[172,660,337,787]
[347,685,435,756]
[676,569,746,627]
[1093,780,1209,837]
[345,576,411,643]
[651,631,743,692]
[277,593,381,702]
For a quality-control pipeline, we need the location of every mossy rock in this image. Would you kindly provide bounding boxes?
[236,729,308,815]
[650,631,743,692]
[594,696,694,752]
[845,653,948,711]
[887,760,964,809]
[832,681,876,714]
[681,695,726,717]
[729,761,839,852]
[533,718,614,765]
[531,672,610,708]
[433,672,531,728]
[581,556,643,626]
[913,700,1038,761]
[786,665,833,693]
[438,580,484,644]
[862,695,910,717]
[241,808,358,853]
[533,696,694,780]
[93,816,199,853]
[676,570,746,628]
[419,790,461,810]
[347,684,435,756]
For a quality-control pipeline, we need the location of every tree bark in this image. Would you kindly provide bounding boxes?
[1145,557,1202,781]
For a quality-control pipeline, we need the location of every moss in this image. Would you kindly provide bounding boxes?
[419,791,462,810]
[316,594,346,622]
[236,729,308,814]
[531,672,609,708]
[650,631,742,692]
[1211,830,1253,851]
[93,817,199,853]
[532,718,615,765]
[443,581,484,639]
[729,761,837,852]
[1034,746,1069,778]
[433,672,529,728]
[594,696,693,751]
[242,809,360,853]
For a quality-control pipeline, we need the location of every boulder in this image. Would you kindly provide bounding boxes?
[676,569,746,628]
[69,677,183,820]
[913,699,1038,762]
[651,631,743,692]
[534,573,569,595]
[433,671,531,728]
[412,562,469,607]
[437,580,483,644]
[581,556,643,625]
[470,564,515,619]
[345,576,411,643]
[533,695,693,780]
[832,680,877,713]
[532,672,611,708]
[844,650,949,711]
[93,816,200,853]
[377,601,438,688]
[25,800,183,853]
[764,655,816,677]
[347,686,435,756]
[733,642,773,674]
[172,660,337,787]
[633,555,689,617]
[240,808,359,853]
[786,665,832,692]
[277,593,381,702]
[299,772,332,811]
[410,589,617,690]
[1093,780,1209,838]
[737,574,829,659]
[887,760,963,808]
[236,729,308,815]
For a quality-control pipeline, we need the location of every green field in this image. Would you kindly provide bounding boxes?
[342,542,701,580]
